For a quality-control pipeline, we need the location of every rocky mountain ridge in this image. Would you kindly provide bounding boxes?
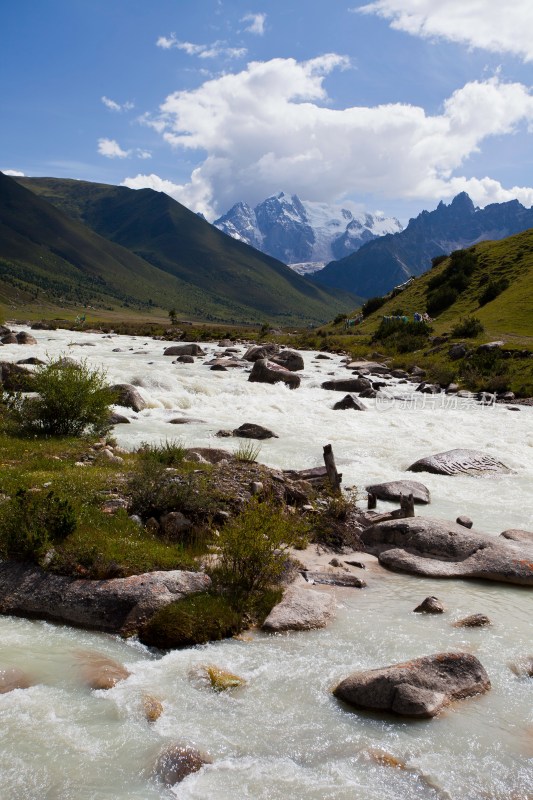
[313,192,533,298]
[214,192,402,270]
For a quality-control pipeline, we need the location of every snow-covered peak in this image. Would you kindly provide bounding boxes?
[214,193,402,265]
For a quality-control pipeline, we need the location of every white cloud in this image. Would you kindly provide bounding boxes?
[356,0,533,62]
[2,169,25,176]
[241,12,267,35]
[156,34,246,59]
[144,56,533,217]
[97,138,131,158]
[101,96,134,112]
[136,149,152,159]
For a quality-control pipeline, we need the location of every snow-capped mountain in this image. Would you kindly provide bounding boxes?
[214,192,402,271]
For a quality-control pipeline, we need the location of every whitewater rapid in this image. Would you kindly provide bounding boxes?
[0,327,531,800]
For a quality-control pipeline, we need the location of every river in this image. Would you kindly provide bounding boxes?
[0,327,531,799]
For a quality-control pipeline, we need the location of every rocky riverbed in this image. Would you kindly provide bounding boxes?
[0,326,532,799]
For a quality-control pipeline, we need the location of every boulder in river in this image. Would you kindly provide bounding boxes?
[333,652,490,718]
[361,517,533,585]
[75,650,130,690]
[243,343,280,362]
[110,383,146,412]
[321,377,372,393]
[453,614,491,628]
[366,480,430,505]
[0,361,34,391]
[413,596,445,614]
[232,422,278,440]
[262,586,335,632]
[248,358,300,389]
[271,349,304,371]
[500,529,533,544]
[164,344,206,357]
[154,743,212,786]
[333,394,367,411]
[15,331,37,345]
[0,562,211,635]
[508,656,533,678]
[0,666,32,694]
[407,449,511,475]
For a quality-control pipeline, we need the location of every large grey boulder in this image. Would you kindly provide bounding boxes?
[15,331,37,345]
[407,449,510,475]
[262,586,335,632]
[248,358,300,389]
[271,349,305,371]
[110,383,147,412]
[0,563,210,635]
[333,652,490,718]
[500,529,533,544]
[361,517,533,585]
[243,343,280,361]
[164,344,206,357]
[321,377,372,392]
[366,480,430,504]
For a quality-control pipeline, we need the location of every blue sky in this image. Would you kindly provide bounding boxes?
[2,0,533,223]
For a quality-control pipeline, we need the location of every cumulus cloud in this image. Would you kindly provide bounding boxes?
[101,96,134,112]
[241,12,267,35]
[140,55,533,217]
[356,0,533,62]
[2,169,25,176]
[136,149,152,159]
[97,138,131,158]
[156,34,246,59]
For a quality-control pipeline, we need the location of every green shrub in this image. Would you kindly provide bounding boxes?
[431,254,448,268]
[333,313,348,325]
[426,285,459,316]
[9,358,115,436]
[372,319,432,353]
[362,295,386,318]
[127,459,216,522]
[312,488,361,551]
[479,278,510,306]
[234,441,261,463]
[451,317,485,338]
[139,593,242,648]
[138,439,187,467]
[210,498,306,600]
[460,349,510,392]
[0,488,77,563]
[426,248,477,315]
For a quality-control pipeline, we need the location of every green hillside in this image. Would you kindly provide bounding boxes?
[360,228,533,341]
[13,176,355,324]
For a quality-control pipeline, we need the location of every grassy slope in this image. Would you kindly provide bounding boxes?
[15,176,356,325]
[360,229,533,343]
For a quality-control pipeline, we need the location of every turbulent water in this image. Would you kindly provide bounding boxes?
[1,328,532,800]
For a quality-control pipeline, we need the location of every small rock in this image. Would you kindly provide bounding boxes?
[344,560,366,569]
[160,512,192,540]
[100,448,124,464]
[0,667,32,694]
[453,614,491,628]
[101,498,129,514]
[215,429,233,438]
[413,596,445,614]
[508,656,533,678]
[250,481,263,496]
[142,693,163,722]
[108,412,130,425]
[191,664,246,692]
[366,480,430,505]
[333,394,367,411]
[210,364,227,371]
[302,571,366,588]
[75,650,131,690]
[232,422,278,440]
[456,516,473,529]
